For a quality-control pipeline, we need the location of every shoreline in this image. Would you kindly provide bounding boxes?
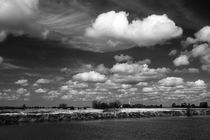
[1,108,210,125]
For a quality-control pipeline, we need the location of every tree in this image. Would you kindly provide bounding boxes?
[22,104,27,109]
[172,103,176,108]
[200,102,208,108]
[92,100,101,109]
[109,100,121,108]
[58,103,68,109]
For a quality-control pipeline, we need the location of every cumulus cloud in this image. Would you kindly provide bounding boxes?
[174,68,200,74]
[114,54,133,62]
[111,63,170,75]
[173,55,189,66]
[136,82,149,87]
[194,26,210,43]
[86,11,183,47]
[182,26,210,71]
[168,49,177,56]
[73,71,107,82]
[0,31,7,42]
[141,77,208,102]
[110,62,170,83]
[34,78,51,86]
[16,88,28,95]
[35,88,48,94]
[186,80,206,87]
[158,77,184,86]
[192,44,209,57]
[15,79,29,86]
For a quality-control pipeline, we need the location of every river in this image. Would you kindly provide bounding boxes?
[0,116,210,140]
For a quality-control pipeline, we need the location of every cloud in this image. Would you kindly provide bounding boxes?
[86,11,183,48]
[0,31,7,42]
[0,0,38,26]
[168,49,177,56]
[111,63,170,75]
[34,78,51,86]
[184,26,210,46]
[16,88,28,95]
[137,59,151,65]
[182,26,210,71]
[95,64,109,74]
[136,82,149,87]
[158,77,184,86]
[173,55,189,66]
[0,56,4,64]
[141,78,208,102]
[192,44,209,57]
[194,26,210,43]
[186,80,206,87]
[110,62,170,83]
[73,71,107,82]
[114,54,133,62]
[35,88,47,94]
[15,79,29,86]
[174,68,200,74]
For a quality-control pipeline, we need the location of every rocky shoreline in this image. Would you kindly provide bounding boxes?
[0,108,210,125]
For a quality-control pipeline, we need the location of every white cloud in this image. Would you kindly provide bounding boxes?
[73,71,107,82]
[158,77,184,86]
[174,68,200,74]
[114,54,133,62]
[0,0,38,25]
[111,63,170,75]
[136,82,149,87]
[15,79,29,86]
[110,62,170,83]
[0,31,7,42]
[111,63,145,74]
[16,88,28,95]
[137,59,151,65]
[201,65,210,72]
[35,88,47,94]
[96,64,109,74]
[35,78,51,84]
[173,55,189,66]
[86,11,183,47]
[186,80,206,87]
[194,26,210,43]
[0,56,4,64]
[184,26,210,46]
[192,44,209,57]
[168,49,177,56]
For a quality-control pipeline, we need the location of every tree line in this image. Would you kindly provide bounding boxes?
[171,102,208,108]
[92,100,163,109]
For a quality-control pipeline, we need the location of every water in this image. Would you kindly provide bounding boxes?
[0,116,210,140]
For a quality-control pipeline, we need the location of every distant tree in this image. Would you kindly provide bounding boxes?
[58,103,68,109]
[160,104,163,108]
[101,102,109,109]
[109,100,121,108]
[22,104,27,109]
[132,104,144,108]
[92,100,101,109]
[200,102,208,108]
[172,103,177,108]
[122,104,132,108]
[181,103,187,108]
[191,104,196,108]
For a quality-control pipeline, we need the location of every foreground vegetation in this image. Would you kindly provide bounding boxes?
[0,101,209,125]
[0,108,210,125]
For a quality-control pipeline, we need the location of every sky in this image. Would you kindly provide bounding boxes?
[0,0,210,107]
